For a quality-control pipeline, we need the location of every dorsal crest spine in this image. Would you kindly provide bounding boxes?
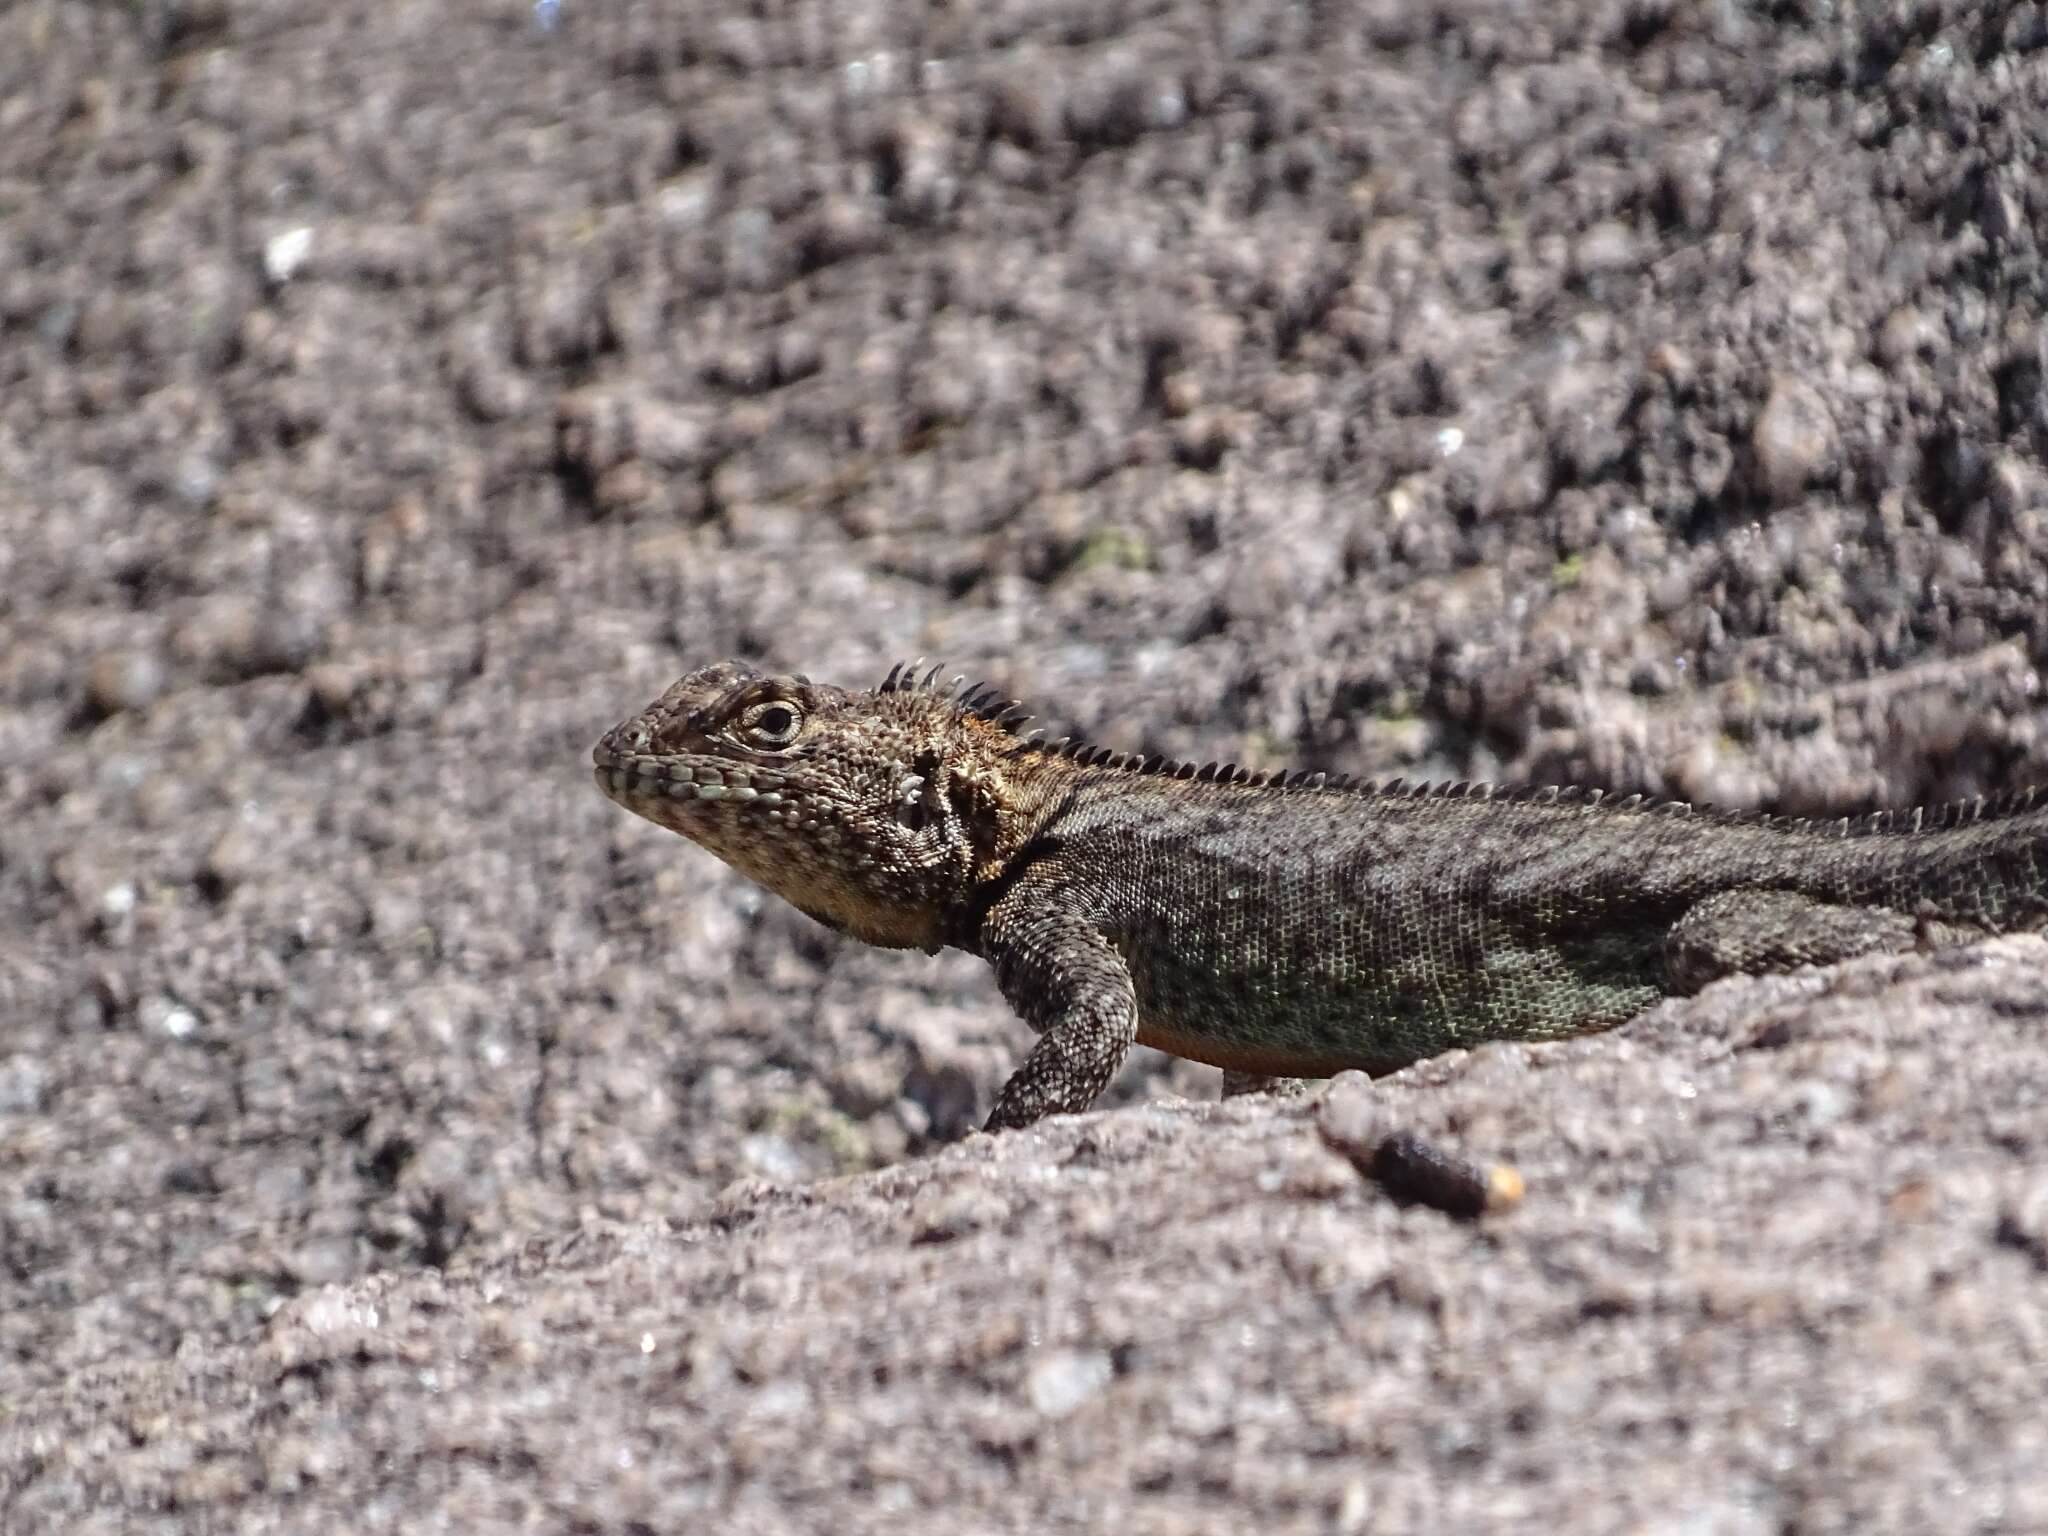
[876,661,2047,836]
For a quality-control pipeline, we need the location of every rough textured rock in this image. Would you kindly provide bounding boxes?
[3,0,2047,1527]
[6,942,2048,1533]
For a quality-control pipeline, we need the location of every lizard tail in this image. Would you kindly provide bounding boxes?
[1847,788,2048,932]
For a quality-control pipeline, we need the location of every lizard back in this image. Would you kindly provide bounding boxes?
[1020,771,2048,1075]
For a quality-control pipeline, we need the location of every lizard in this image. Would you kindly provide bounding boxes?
[592,659,2048,1131]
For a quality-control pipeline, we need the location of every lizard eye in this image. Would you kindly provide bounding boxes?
[739,700,803,748]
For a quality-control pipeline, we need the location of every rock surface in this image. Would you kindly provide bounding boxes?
[3,0,2047,1528]
[7,943,2048,1532]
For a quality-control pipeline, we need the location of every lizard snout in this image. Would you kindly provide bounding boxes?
[592,720,651,765]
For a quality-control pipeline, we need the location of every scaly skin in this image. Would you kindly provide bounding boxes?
[593,660,2048,1131]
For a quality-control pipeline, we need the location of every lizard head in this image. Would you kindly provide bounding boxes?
[592,660,1029,952]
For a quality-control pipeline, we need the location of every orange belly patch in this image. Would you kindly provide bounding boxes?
[1134,1023,1385,1079]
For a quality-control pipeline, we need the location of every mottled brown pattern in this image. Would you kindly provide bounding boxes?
[595,662,2048,1131]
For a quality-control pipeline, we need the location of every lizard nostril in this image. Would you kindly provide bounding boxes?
[593,722,653,765]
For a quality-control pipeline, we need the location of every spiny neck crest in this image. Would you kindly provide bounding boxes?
[873,660,2048,839]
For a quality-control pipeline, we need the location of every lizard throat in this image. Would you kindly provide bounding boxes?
[591,752,948,952]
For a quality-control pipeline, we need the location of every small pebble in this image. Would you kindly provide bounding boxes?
[263,226,315,285]
[1994,1173,2048,1269]
[773,329,822,386]
[1173,409,1239,471]
[1877,306,1937,367]
[303,662,362,723]
[84,650,166,719]
[1750,376,1836,506]
[200,824,261,900]
[0,1055,50,1113]
[1027,1347,1113,1418]
[141,996,200,1041]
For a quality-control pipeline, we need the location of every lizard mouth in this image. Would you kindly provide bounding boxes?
[591,746,790,813]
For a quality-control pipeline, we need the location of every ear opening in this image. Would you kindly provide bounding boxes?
[946,774,1003,863]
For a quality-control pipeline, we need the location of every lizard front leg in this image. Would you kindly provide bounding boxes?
[978,880,1138,1132]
